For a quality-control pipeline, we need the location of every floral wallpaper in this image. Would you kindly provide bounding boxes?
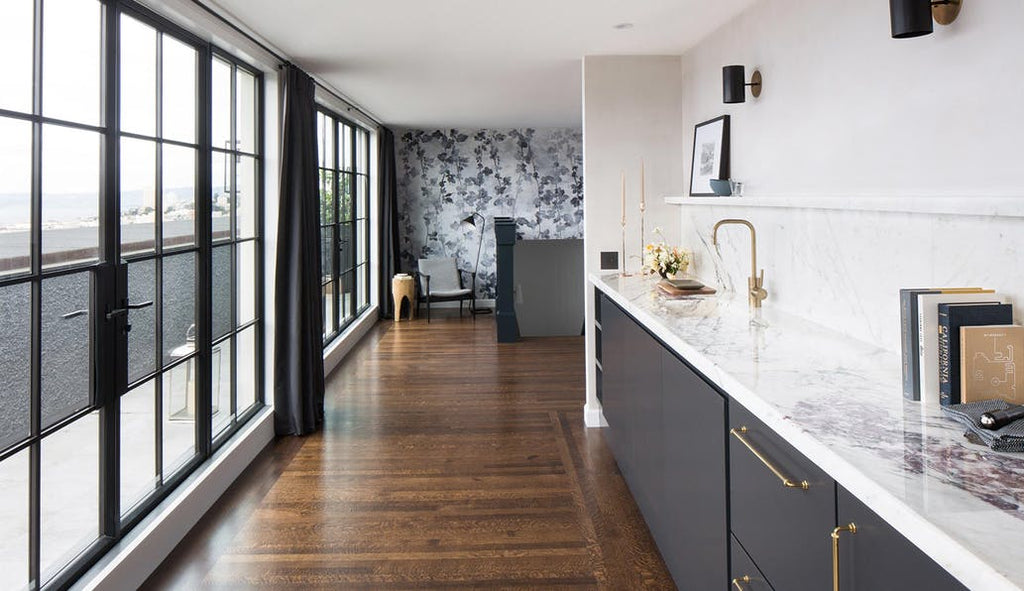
[396,128,583,298]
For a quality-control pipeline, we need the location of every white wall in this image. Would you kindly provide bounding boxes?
[581,56,684,425]
[671,0,1024,353]
[680,0,1024,198]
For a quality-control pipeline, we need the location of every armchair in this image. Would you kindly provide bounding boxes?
[416,257,475,323]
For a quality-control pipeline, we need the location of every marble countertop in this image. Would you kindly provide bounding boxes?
[592,273,1024,591]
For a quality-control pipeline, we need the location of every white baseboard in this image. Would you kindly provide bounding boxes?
[584,402,608,428]
[74,408,275,591]
[323,306,379,376]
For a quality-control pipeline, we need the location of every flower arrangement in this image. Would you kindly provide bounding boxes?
[642,228,690,279]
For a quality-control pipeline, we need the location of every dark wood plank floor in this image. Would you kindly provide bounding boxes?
[145,314,674,590]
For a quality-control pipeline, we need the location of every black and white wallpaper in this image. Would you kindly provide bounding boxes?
[396,128,583,298]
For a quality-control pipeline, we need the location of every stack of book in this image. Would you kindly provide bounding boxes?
[900,288,1021,406]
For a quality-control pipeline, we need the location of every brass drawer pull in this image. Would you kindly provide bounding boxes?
[832,523,857,591]
[730,426,809,490]
[732,575,751,590]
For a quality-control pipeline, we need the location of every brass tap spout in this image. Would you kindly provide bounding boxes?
[712,218,768,308]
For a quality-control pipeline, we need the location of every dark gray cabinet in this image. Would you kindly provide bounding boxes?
[596,288,967,591]
[729,403,835,591]
[658,349,728,589]
[598,294,727,588]
[836,486,967,591]
[731,535,775,591]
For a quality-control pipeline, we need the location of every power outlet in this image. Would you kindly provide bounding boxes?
[600,251,618,270]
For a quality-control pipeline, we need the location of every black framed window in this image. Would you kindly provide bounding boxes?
[0,2,264,589]
[317,109,371,345]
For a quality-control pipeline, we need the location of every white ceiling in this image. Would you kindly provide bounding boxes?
[211,0,756,129]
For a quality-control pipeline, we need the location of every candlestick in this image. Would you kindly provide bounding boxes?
[639,160,646,264]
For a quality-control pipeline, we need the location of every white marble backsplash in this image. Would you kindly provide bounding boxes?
[676,203,1024,352]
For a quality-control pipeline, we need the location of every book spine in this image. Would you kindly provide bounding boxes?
[938,311,953,405]
[900,291,919,400]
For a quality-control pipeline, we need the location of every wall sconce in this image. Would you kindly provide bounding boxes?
[722,65,762,104]
[889,0,962,39]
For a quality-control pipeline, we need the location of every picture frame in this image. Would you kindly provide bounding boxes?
[688,115,730,196]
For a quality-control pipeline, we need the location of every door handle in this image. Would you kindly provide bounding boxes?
[732,575,751,590]
[832,523,857,591]
[106,300,153,321]
[62,309,89,319]
[730,426,809,490]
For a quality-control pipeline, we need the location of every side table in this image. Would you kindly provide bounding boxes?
[392,274,416,322]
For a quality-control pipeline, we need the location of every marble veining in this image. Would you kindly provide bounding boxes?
[593,273,1024,591]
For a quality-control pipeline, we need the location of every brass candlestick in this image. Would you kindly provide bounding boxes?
[620,217,632,277]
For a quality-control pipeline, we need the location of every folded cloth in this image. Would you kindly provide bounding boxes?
[942,400,1024,453]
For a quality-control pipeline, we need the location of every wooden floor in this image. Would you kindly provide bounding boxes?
[146,313,675,590]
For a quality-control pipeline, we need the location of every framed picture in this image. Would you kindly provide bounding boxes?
[689,115,730,196]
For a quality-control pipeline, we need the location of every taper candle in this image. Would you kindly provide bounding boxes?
[640,160,645,208]
[620,171,626,223]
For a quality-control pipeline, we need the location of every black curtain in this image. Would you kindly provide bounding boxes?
[273,65,325,436]
[378,127,400,319]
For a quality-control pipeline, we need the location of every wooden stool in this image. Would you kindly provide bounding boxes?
[392,274,416,322]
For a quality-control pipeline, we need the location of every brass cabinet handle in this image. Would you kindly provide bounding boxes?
[732,575,751,590]
[831,523,857,591]
[730,426,809,490]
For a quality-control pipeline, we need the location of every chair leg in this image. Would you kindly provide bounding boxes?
[459,301,463,317]
[426,295,431,323]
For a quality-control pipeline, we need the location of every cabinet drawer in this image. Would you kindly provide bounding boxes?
[731,535,775,591]
[729,402,835,591]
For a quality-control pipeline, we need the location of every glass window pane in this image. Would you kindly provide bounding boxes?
[339,222,354,272]
[0,449,29,591]
[162,253,195,367]
[162,144,196,248]
[357,264,368,311]
[119,14,157,136]
[0,282,31,451]
[40,411,99,583]
[237,241,256,326]
[339,174,352,222]
[0,117,32,277]
[236,155,256,239]
[211,151,231,242]
[319,169,334,225]
[237,326,258,414]
[341,270,354,323]
[162,363,196,477]
[120,137,157,256]
[356,175,369,220]
[211,57,232,151]
[322,281,334,339]
[317,112,332,169]
[211,337,233,437]
[356,130,368,174]
[41,271,92,429]
[42,0,101,125]
[120,379,156,514]
[127,259,156,384]
[340,123,352,171]
[0,0,33,113]
[211,244,231,340]
[42,125,100,268]
[357,220,368,266]
[161,35,196,144]
[236,68,257,154]
[321,226,334,280]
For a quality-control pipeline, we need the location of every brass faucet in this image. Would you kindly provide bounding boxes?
[712,218,768,308]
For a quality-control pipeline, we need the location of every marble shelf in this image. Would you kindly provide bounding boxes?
[664,195,1024,218]
[592,273,1024,591]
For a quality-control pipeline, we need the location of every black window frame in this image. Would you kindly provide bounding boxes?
[0,1,266,589]
[317,107,372,346]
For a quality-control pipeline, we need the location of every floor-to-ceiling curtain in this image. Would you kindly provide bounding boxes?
[378,127,400,318]
[273,64,325,436]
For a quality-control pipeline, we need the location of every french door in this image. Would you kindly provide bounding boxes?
[0,2,263,589]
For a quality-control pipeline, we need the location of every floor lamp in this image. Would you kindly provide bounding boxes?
[461,212,492,315]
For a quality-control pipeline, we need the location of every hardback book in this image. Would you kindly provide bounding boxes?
[900,288,984,400]
[917,291,999,406]
[960,325,1024,405]
[938,302,1013,405]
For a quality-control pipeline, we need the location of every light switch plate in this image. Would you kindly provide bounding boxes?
[600,251,618,270]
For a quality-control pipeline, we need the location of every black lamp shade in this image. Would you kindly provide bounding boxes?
[723,65,746,104]
[461,214,477,227]
[890,0,934,38]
